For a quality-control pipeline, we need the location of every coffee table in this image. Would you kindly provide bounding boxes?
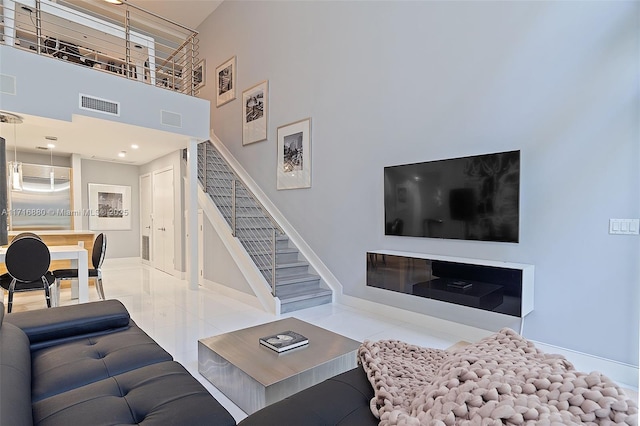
[198,317,361,414]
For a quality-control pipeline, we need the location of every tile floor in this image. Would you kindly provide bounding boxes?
[5,257,638,422]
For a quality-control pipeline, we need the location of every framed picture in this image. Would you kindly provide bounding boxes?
[88,183,132,230]
[277,118,311,190]
[242,80,268,145]
[215,56,236,107]
[193,59,205,92]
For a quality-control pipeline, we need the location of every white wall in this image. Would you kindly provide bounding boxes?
[0,46,210,140]
[198,1,639,367]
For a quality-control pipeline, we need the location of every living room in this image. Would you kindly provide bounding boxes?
[197,0,639,381]
[0,0,638,424]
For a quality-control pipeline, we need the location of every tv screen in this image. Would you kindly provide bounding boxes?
[384,150,520,243]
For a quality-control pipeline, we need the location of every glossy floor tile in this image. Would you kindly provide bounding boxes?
[4,258,636,421]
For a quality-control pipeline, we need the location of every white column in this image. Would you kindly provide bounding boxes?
[71,154,82,229]
[187,138,199,290]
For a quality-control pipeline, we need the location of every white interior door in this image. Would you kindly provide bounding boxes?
[152,168,174,274]
[140,173,152,264]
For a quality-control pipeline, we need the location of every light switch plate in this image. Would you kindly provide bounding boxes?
[609,219,640,235]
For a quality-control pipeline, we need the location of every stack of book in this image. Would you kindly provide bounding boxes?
[259,330,309,353]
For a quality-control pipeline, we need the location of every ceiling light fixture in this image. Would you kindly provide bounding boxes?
[0,111,24,191]
[118,151,126,158]
[131,144,139,149]
[49,146,55,191]
[103,0,123,5]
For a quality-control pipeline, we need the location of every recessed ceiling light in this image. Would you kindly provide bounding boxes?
[47,143,56,149]
[131,144,139,149]
[103,0,123,4]
[118,151,126,158]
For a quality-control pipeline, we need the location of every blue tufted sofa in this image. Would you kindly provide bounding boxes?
[0,300,236,426]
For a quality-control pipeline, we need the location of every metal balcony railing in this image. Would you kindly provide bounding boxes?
[1,0,203,96]
[198,141,285,296]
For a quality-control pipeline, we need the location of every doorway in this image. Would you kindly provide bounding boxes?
[152,167,174,274]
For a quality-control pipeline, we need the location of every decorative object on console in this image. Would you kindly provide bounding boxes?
[88,183,131,230]
[384,150,520,243]
[216,56,236,107]
[277,118,312,190]
[242,80,268,145]
[259,330,309,352]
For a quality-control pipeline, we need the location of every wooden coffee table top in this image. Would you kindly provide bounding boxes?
[198,317,361,387]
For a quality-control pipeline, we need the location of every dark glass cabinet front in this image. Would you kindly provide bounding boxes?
[366,253,524,317]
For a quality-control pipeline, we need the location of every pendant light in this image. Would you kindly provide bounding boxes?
[49,146,55,191]
[0,112,24,191]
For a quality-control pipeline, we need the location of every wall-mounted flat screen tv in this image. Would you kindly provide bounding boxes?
[384,150,520,243]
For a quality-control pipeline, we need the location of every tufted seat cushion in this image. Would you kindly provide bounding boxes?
[33,361,233,426]
[31,323,173,402]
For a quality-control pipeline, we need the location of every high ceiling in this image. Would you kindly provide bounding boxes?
[2,0,222,165]
[124,0,222,30]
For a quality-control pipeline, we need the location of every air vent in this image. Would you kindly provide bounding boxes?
[142,236,150,261]
[79,94,120,116]
[161,110,182,128]
[0,74,16,95]
[90,155,136,164]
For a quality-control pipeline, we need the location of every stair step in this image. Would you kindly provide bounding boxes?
[278,288,332,313]
[276,273,319,287]
[275,261,310,278]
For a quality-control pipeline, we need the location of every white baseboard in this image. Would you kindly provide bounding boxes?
[200,278,264,311]
[531,340,638,391]
[336,293,638,390]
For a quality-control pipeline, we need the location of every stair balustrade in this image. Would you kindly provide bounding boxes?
[198,141,282,295]
[197,141,332,312]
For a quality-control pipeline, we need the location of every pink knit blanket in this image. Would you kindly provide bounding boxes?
[358,328,638,425]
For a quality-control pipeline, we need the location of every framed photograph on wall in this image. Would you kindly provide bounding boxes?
[277,118,311,190]
[193,59,206,92]
[215,56,236,107]
[242,80,268,145]
[88,183,132,230]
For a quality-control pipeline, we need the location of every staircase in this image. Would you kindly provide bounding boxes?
[197,141,332,313]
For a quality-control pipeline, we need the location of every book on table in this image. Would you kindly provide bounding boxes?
[259,330,309,352]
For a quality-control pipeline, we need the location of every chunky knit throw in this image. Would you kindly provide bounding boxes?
[358,328,638,425]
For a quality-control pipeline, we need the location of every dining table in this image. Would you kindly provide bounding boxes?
[0,244,89,302]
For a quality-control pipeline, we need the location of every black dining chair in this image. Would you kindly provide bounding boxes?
[0,236,55,313]
[52,233,107,305]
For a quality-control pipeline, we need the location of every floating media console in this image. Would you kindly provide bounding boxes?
[366,251,534,318]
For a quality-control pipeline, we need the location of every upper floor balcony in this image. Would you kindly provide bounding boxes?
[1,0,202,97]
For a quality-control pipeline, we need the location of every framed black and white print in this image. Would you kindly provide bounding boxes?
[88,183,132,230]
[215,56,236,107]
[193,59,206,92]
[277,118,311,190]
[242,80,268,145]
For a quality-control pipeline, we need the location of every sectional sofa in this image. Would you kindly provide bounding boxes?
[0,300,236,426]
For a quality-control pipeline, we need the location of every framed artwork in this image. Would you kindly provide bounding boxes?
[277,118,311,190]
[193,59,205,92]
[88,183,132,230]
[242,80,268,145]
[215,56,236,107]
